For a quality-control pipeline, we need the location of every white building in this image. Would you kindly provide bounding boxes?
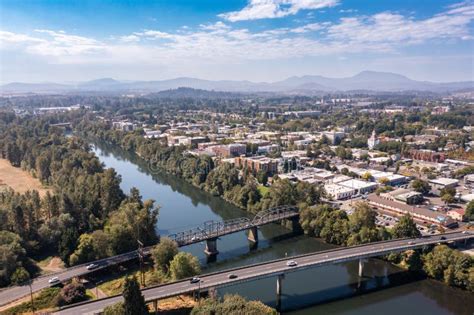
[339,179,378,194]
[367,130,380,149]
[325,184,355,200]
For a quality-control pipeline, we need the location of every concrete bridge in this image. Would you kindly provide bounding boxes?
[55,231,474,315]
[168,205,300,256]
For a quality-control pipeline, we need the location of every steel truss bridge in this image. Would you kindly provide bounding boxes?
[168,205,299,246]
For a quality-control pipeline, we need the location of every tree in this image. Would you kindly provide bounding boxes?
[103,302,125,315]
[191,294,277,315]
[169,252,201,280]
[122,277,147,315]
[392,214,421,239]
[69,233,96,266]
[151,238,178,272]
[57,282,87,306]
[10,267,30,285]
[349,202,377,232]
[441,193,455,205]
[465,200,474,221]
[411,179,431,195]
[361,172,372,182]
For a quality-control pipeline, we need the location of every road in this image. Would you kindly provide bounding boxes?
[56,231,473,315]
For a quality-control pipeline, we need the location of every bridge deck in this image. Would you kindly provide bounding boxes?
[56,231,473,315]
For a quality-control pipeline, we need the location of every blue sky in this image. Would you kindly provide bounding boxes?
[0,0,473,83]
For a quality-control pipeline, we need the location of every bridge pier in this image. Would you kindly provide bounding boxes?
[358,258,366,278]
[205,237,219,256]
[276,274,284,312]
[247,226,259,243]
[290,216,302,234]
[152,300,158,314]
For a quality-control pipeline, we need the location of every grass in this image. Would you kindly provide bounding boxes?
[0,159,52,197]
[1,287,61,315]
[257,185,269,197]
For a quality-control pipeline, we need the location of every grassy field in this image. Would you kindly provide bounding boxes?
[0,159,51,197]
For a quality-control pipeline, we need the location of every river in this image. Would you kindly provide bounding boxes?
[91,141,474,314]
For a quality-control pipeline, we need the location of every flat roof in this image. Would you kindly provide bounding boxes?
[339,179,378,189]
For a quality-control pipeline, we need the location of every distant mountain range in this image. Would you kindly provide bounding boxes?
[1,71,472,94]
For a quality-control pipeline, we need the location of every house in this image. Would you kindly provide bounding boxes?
[447,209,465,221]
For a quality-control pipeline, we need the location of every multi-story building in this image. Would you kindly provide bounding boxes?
[235,156,279,175]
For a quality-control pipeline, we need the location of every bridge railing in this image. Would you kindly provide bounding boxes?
[168,205,299,245]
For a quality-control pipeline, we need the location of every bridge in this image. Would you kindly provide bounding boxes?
[55,231,474,315]
[0,206,299,307]
[168,205,299,255]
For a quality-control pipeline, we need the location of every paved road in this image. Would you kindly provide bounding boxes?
[56,231,473,315]
[0,207,298,307]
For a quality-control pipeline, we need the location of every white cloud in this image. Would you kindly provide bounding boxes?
[219,0,339,22]
[0,2,472,69]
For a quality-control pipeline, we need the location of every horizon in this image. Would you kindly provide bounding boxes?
[3,69,473,86]
[1,0,474,84]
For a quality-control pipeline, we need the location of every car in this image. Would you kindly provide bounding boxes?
[86,263,99,270]
[48,277,60,285]
[190,277,200,284]
[286,260,297,267]
[407,241,415,245]
[440,236,446,240]
[228,274,238,279]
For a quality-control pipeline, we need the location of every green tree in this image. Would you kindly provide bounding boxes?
[151,238,178,272]
[10,267,30,285]
[411,179,431,195]
[191,294,277,315]
[392,214,421,239]
[465,200,474,221]
[169,252,201,280]
[122,277,147,315]
[441,193,455,205]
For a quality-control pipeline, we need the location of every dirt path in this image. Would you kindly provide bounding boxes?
[0,159,52,197]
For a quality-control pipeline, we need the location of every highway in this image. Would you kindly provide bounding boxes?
[55,231,473,315]
[0,205,298,306]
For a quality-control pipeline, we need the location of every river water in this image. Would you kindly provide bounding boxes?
[91,141,473,314]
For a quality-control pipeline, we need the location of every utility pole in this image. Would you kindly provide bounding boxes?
[137,239,145,287]
[28,278,35,314]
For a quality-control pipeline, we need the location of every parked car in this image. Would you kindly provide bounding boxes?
[190,277,200,284]
[48,277,60,285]
[286,260,297,267]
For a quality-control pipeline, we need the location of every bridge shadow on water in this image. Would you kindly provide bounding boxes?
[278,270,426,313]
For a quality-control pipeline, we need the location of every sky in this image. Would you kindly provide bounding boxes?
[0,0,473,84]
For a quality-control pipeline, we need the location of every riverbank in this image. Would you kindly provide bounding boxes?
[89,140,474,314]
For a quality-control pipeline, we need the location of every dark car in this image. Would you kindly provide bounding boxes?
[190,277,200,284]
[440,236,446,240]
[228,274,238,279]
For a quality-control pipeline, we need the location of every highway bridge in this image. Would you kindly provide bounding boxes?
[55,231,473,315]
[0,206,299,307]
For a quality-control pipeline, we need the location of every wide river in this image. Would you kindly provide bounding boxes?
[91,141,473,314]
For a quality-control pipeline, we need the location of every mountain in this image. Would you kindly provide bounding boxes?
[1,71,472,94]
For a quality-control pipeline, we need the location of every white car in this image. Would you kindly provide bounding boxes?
[48,277,60,285]
[286,260,297,267]
[86,263,99,270]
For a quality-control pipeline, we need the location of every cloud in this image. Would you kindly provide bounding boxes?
[219,0,339,22]
[0,1,472,68]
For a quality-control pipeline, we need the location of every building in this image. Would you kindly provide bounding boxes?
[380,188,423,205]
[367,130,380,150]
[235,156,279,175]
[368,194,456,227]
[428,178,459,195]
[323,131,345,145]
[324,183,355,200]
[209,143,247,158]
[338,179,378,195]
[447,209,465,221]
